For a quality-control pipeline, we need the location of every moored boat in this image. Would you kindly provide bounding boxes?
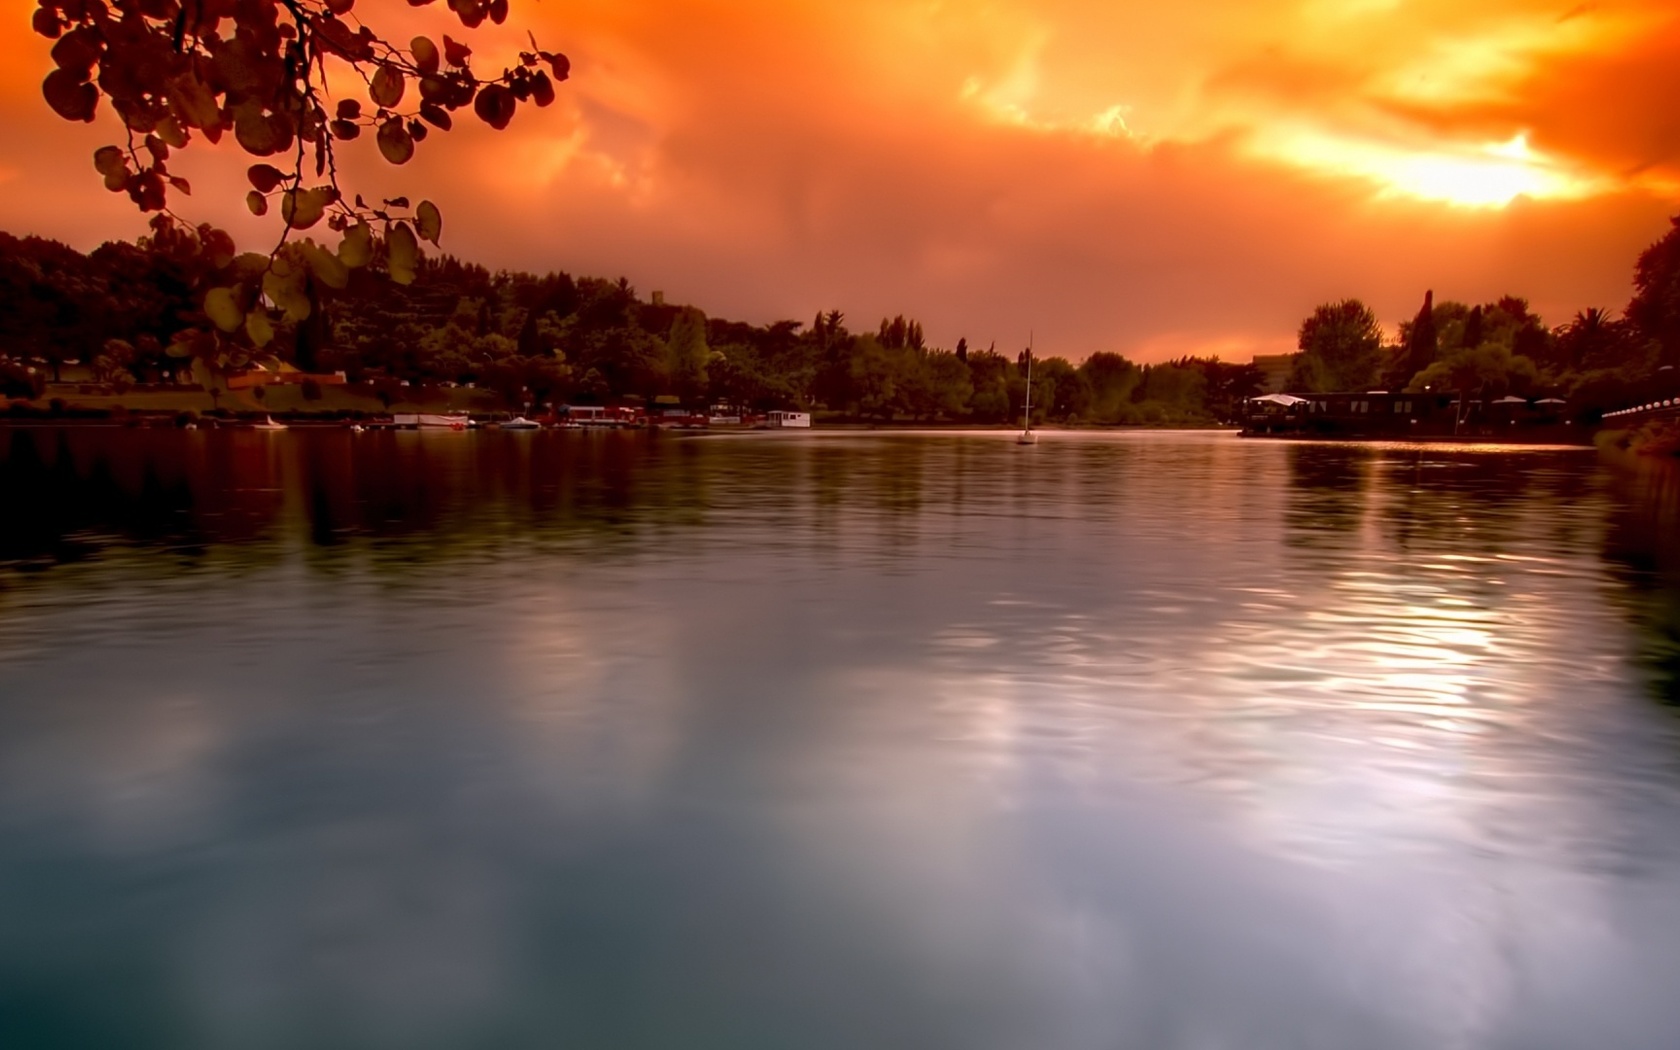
[1017,338,1037,445]
[393,412,473,430]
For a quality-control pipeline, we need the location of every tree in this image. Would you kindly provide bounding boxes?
[1036,357,1090,420]
[1628,216,1680,369]
[1196,358,1264,421]
[1293,299,1383,392]
[965,349,1013,422]
[666,307,711,404]
[1137,362,1207,422]
[32,0,569,380]
[1556,308,1639,373]
[1395,289,1437,384]
[1079,352,1140,423]
[1406,343,1539,416]
[848,336,901,419]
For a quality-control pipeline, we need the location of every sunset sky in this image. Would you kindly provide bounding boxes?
[3,0,1678,361]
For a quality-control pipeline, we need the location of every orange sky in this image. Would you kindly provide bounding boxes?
[3,0,1678,361]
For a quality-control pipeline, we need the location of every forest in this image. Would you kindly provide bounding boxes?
[3,214,1678,425]
[0,229,1261,424]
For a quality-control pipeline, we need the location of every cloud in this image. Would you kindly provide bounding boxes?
[0,0,1675,361]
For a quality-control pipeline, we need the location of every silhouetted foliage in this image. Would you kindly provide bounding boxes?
[1629,217,1680,370]
[0,230,1272,424]
[30,0,569,395]
[1291,216,1680,423]
[1291,299,1383,392]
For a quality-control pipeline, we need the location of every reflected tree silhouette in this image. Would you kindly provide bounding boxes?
[1600,455,1680,707]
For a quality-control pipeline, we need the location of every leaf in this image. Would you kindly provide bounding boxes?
[412,36,440,75]
[489,0,508,25]
[280,186,334,230]
[415,200,442,245]
[302,241,351,289]
[336,99,361,121]
[449,0,487,30]
[155,115,188,148]
[246,190,268,216]
[164,73,220,130]
[247,164,286,192]
[31,7,60,38]
[419,75,449,104]
[263,255,312,323]
[473,84,516,130]
[203,229,237,269]
[204,287,245,334]
[530,71,554,107]
[43,69,97,122]
[442,35,472,67]
[50,28,100,78]
[370,66,405,109]
[377,118,414,164]
[168,176,192,195]
[231,253,274,281]
[325,0,355,13]
[128,170,166,211]
[419,103,452,130]
[330,120,361,141]
[387,221,420,285]
[246,310,275,347]
[550,53,571,82]
[234,103,292,156]
[338,221,374,268]
[93,145,125,176]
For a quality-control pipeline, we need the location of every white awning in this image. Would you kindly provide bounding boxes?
[1248,393,1309,406]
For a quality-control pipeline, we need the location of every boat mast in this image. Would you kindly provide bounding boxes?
[1023,332,1033,432]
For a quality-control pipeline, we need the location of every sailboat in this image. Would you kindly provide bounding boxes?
[1017,337,1038,445]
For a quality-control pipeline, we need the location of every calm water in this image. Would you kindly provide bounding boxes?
[3,427,1679,1049]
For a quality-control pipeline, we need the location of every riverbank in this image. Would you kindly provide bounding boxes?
[1599,419,1680,457]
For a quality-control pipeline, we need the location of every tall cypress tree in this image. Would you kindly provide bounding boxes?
[1404,290,1438,381]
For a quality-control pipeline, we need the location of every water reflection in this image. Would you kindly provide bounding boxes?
[1600,453,1680,707]
[3,428,1680,1049]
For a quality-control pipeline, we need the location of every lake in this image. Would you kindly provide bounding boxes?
[2,427,1679,1049]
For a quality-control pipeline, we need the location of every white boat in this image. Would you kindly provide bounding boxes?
[764,410,811,429]
[1017,338,1037,445]
[500,416,541,430]
[251,415,288,431]
[393,412,472,430]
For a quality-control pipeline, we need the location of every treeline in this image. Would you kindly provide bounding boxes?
[8,212,1678,423]
[1287,216,1680,420]
[1,230,1260,423]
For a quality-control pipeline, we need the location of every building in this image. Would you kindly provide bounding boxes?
[1239,391,1581,442]
[1251,353,1299,394]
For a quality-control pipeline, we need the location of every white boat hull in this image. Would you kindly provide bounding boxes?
[393,413,472,430]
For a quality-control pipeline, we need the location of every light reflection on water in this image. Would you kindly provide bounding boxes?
[2,427,1680,1049]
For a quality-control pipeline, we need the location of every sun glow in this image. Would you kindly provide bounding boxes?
[1258,130,1601,208]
